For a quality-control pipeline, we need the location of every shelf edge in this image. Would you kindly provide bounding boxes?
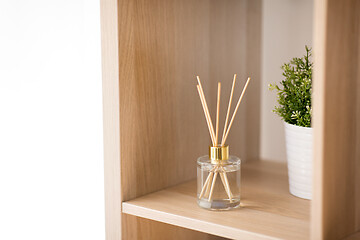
[122,202,279,240]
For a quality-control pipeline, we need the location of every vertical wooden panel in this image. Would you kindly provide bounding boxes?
[119,0,260,238]
[245,0,262,161]
[207,0,261,162]
[312,0,326,238]
[120,0,211,202]
[312,0,360,239]
[119,0,217,238]
[101,0,261,238]
[344,231,360,240]
[118,0,261,202]
[208,0,248,160]
[100,0,121,239]
[356,27,360,232]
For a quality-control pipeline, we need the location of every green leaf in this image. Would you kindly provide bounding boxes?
[269,46,312,127]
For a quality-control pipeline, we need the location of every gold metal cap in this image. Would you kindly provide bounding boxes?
[209,145,229,164]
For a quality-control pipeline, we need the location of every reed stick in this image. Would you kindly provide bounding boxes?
[198,168,214,199]
[221,166,233,199]
[197,85,215,145]
[221,74,236,146]
[208,168,218,202]
[219,171,233,203]
[201,167,233,202]
[215,82,221,146]
[204,171,213,198]
[221,77,251,146]
[196,76,216,145]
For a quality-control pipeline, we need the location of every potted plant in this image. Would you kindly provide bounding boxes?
[269,46,313,200]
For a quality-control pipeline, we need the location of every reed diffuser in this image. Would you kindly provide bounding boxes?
[196,74,251,210]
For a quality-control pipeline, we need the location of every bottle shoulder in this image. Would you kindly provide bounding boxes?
[197,155,241,165]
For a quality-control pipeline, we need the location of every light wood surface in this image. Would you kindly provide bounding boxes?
[100,0,360,239]
[123,161,310,240]
[119,0,212,238]
[120,0,210,201]
[109,0,262,239]
[207,0,261,161]
[312,0,360,239]
[123,214,223,240]
[101,0,360,238]
[244,0,262,161]
[100,0,121,239]
[344,231,360,240]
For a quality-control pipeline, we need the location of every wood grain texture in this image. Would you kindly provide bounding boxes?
[206,0,261,162]
[120,0,209,202]
[123,214,224,240]
[207,0,246,160]
[123,161,310,240]
[245,0,261,161]
[102,0,261,238]
[119,0,216,237]
[356,23,360,234]
[312,0,360,239]
[114,0,262,239]
[343,231,360,240]
[100,0,121,239]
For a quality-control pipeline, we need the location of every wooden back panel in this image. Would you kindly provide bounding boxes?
[101,0,261,239]
[117,0,260,201]
[312,0,360,239]
[120,1,261,238]
[119,0,261,204]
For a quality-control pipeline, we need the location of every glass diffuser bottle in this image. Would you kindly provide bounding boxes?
[195,74,250,211]
[197,145,241,210]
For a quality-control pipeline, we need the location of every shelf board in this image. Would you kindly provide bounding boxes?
[122,160,310,240]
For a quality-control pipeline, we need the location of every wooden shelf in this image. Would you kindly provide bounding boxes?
[122,161,310,240]
[102,0,360,238]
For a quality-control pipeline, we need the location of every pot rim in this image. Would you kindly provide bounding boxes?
[284,121,312,130]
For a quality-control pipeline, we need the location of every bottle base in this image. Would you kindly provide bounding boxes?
[197,198,240,210]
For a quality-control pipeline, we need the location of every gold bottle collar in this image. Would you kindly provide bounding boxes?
[209,145,229,163]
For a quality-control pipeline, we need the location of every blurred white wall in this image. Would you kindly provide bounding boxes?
[0,1,105,239]
[260,0,314,162]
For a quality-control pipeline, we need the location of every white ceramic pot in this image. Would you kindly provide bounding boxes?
[284,122,313,200]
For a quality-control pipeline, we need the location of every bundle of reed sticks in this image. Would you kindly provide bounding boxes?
[196,74,251,202]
